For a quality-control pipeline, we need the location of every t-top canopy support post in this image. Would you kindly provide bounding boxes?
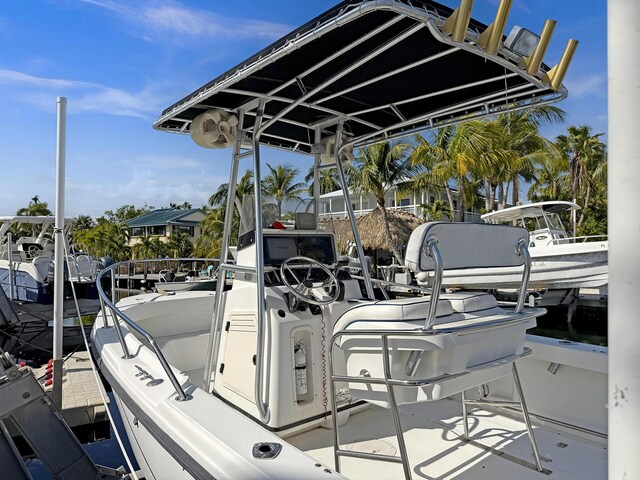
[334,120,376,300]
[203,112,244,392]
[251,100,271,424]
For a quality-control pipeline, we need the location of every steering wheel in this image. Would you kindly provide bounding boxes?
[280,256,340,306]
[27,245,41,258]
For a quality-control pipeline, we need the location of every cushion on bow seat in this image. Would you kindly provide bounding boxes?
[334,296,455,333]
[440,291,497,312]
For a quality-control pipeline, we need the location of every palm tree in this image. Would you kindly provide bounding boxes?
[167,230,193,258]
[527,155,570,202]
[73,219,131,261]
[201,170,257,255]
[348,139,415,264]
[304,166,340,196]
[484,106,565,209]
[133,235,167,259]
[16,197,52,217]
[169,202,193,210]
[411,123,490,221]
[555,125,607,228]
[194,207,226,258]
[418,200,452,221]
[262,164,306,219]
[70,215,96,247]
[209,169,255,212]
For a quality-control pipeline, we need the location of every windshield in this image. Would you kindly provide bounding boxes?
[545,213,566,232]
[238,195,280,238]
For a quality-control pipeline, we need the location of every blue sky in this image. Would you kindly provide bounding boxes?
[0,0,607,217]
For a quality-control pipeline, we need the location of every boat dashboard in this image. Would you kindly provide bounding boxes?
[263,233,336,267]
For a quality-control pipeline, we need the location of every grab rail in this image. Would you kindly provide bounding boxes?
[349,274,433,299]
[96,258,221,402]
[548,235,608,245]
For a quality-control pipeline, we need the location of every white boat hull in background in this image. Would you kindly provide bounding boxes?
[436,241,608,290]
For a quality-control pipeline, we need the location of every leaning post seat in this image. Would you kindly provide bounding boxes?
[329,222,547,476]
[332,222,542,404]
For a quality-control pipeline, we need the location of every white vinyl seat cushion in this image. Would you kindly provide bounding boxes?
[334,297,455,333]
[440,291,497,312]
[334,292,498,334]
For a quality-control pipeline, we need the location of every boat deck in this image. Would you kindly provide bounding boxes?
[289,398,606,480]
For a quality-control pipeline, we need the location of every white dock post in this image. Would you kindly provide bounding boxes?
[608,2,640,478]
[52,96,67,410]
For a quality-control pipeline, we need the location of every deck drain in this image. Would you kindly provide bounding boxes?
[344,439,397,456]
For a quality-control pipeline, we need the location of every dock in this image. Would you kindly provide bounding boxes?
[31,350,108,428]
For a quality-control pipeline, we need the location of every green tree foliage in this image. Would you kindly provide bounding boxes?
[262,164,306,219]
[209,170,255,209]
[418,200,452,221]
[193,207,225,259]
[103,204,154,224]
[480,106,565,210]
[16,195,53,216]
[411,124,490,221]
[203,170,256,254]
[166,230,193,258]
[73,218,131,261]
[349,139,415,264]
[304,166,340,196]
[69,215,96,248]
[132,235,167,260]
[72,204,153,261]
[168,202,193,210]
[527,155,570,202]
[555,125,607,231]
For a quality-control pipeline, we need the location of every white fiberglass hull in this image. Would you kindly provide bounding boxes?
[438,241,608,290]
[91,292,339,480]
[92,294,607,480]
[0,259,51,303]
[155,279,217,292]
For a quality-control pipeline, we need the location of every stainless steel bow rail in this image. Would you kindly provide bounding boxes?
[96,258,220,402]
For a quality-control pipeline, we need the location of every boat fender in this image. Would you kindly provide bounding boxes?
[294,341,308,399]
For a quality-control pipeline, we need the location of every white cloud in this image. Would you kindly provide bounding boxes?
[566,74,606,98]
[65,166,228,216]
[0,69,100,89]
[0,68,166,119]
[76,0,291,42]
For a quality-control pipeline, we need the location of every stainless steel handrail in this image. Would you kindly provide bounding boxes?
[95,257,221,402]
[548,234,608,245]
[515,239,531,314]
[349,275,433,296]
[328,321,536,477]
[404,231,531,376]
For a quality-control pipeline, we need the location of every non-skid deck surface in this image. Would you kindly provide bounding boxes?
[31,350,108,427]
[289,398,606,480]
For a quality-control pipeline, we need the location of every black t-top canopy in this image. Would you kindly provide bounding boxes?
[154,0,567,154]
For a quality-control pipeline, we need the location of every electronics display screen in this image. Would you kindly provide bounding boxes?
[263,235,336,266]
[264,237,298,264]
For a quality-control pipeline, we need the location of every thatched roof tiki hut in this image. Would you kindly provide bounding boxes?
[321,207,424,275]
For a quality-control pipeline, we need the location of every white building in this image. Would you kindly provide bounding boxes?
[318,186,483,222]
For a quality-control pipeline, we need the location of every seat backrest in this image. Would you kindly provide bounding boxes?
[75,254,94,276]
[405,222,528,273]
